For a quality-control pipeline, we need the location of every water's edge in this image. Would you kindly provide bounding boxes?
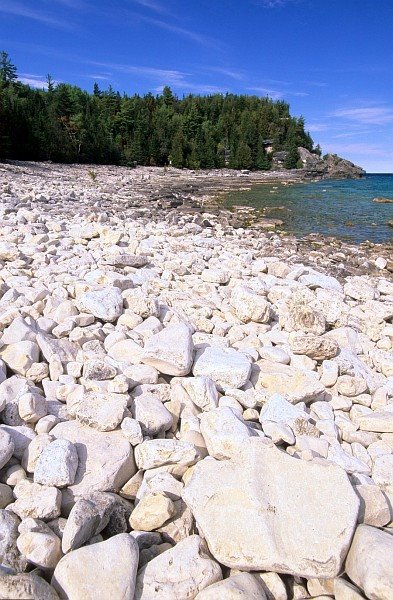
[224,174,393,245]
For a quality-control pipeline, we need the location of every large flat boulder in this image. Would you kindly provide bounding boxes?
[254,362,325,404]
[183,439,359,578]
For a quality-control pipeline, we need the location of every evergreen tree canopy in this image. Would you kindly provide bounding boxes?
[0,51,316,169]
[0,51,17,84]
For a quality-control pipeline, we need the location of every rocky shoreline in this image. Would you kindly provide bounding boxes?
[0,161,392,599]
[1,161,392,277]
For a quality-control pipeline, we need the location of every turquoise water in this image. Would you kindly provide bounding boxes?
[225,174,393,244]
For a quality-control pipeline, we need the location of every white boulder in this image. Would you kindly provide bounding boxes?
[52,533,139,600]
[34,439,79,488]
[141,322,194,376]
[200,407,254,460]
[135,534,222,599]
[50,421,136,498]
[183,439,359,578]
[230,285,271,323]
[76,287,123,322]
[345,525,393,600]
[193,346,252,392]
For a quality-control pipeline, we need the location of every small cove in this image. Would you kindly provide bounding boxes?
[224,174,393,244]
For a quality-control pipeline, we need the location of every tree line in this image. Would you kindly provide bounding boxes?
[0,51,316,170]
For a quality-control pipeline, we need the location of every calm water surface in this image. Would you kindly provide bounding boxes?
[224,174,393,244]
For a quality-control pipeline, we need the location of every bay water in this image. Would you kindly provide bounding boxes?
[224,174,393,244]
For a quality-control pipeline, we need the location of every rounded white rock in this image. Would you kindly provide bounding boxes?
[34,439,79,488]
[76,287,123,322]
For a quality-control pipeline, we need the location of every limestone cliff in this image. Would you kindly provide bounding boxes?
[298,147,365,179]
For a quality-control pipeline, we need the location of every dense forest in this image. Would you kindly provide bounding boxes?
[0,51,316,170]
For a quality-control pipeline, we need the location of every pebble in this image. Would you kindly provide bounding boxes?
[355,483,391,527]
[121,417,144,445]
[200,406,254,459]
[290,332,338,360]
[135,439,200,470]
[0,572,59,600]
[11,480,61,521]
[73,390,128,432]
[16,525,62,569]
[50,420,136,499]
[357,411,393,432]
[230,285,271,323]
[0,341,40,376]
[132,393,173,435]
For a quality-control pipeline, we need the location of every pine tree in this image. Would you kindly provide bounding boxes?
[314,143,322,156]
[255,145,271,170]
[162,85,175,107]
[0,51,17,84]
[0,91,10,160]
[46,74,55,94]
[284,144,300,169]
[235,141,252,169]
[170,127,184,168]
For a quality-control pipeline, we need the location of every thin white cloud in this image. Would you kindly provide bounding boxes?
[324,142,387,156]
[248,87,284,100]
[133,0,168,13]
[332,106,393,125]
[18,73,59,88]
[334,130,378,139]
[136,15,222,49]
[258,0,285,6]
[307,123,329,132]
[256,0,297,7]
[181,83,226,94]
[263,78,292,85]
[205,66,245,81]
[43,0,87,8]
[87,74,112,81]
[155,83,226,95]
[304,81,328,87]
[88,61,187,86]
[88,61,226,94]
[0,0,74,28]
[248,86,308,100]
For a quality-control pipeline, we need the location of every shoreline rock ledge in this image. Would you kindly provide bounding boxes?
[0,162,392,599]
[298,148,366,179]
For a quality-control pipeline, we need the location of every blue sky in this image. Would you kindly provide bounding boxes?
[1,0,392,172]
